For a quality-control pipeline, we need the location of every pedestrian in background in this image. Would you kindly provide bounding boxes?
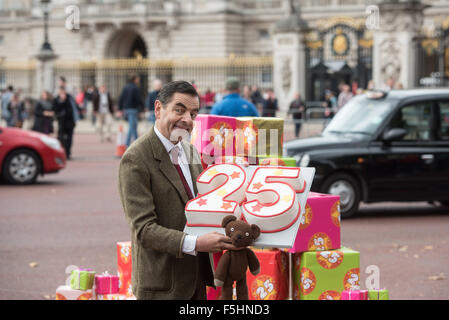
[145,79,162,125]
[54,86,78,160]
[210,77,259,117]
[32,90,54,134]
[93,85,114,142]
[262,88,278,117]
[1,85,14,126]
[288,92,305,138]
[337,84,353,111]
[118,75,144,147]
[6,92,25,128]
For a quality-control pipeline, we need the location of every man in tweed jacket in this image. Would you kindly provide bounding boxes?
[118,81,238,299]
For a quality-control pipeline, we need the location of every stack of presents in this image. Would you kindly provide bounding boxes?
[55,242,135,300]
[55,115,388,300]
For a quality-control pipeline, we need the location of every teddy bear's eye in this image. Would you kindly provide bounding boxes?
[230,227,234,232]
[245,232,249,237]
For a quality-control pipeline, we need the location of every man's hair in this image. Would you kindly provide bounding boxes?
[59,76,66,83]
[156,80,199,106]
[225,77,240,92]
[129,74,140,83]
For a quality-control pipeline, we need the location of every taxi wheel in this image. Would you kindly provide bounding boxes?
[2,149,41,185]
[320,173,361,219]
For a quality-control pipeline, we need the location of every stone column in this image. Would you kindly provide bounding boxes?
[272,0,309,115]
[273,32,307,113]
[373,0,429,89]
[35,48,58,96]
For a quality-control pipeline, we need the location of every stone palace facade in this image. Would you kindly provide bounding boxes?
[1,0,449,111]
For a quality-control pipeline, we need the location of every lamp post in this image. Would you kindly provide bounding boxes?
[35,0,58,96]
[40,0,53,52]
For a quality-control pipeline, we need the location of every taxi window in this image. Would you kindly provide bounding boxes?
[438,101,449,140]
[390,102,433,141]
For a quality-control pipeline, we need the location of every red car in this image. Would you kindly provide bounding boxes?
[0,126,66,184]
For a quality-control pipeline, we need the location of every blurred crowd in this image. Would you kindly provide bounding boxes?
[1,74,403,158]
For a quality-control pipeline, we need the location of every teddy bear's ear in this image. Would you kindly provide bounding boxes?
[251,224,261,239]
[221,215,237,228]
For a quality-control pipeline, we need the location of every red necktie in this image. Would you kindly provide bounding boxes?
[171,147,194,200]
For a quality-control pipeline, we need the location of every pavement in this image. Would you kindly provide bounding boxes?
[0,121,448,300]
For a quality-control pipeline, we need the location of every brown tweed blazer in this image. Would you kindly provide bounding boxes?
[118,126,214,299]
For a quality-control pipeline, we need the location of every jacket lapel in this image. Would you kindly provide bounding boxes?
[149,127,190,204]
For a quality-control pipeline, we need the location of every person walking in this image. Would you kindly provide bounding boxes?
[145,79,162,125]
[93,85,114,142]
[288,92,305,138]
[118,80,239,300]
[262,88,278,117]
[337,84,353,111]
[210,78,259,117]
[1,85,14,126]
[32,90,54,134]
[6,92,25,128]
[119,75,144,147]
[53,86,78,160]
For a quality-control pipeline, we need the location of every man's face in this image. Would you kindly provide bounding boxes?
[155,92,200,144]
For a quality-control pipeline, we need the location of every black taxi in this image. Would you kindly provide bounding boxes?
[284,89,449,218]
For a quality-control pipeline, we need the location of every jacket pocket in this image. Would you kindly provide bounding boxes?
[139,249,174,292]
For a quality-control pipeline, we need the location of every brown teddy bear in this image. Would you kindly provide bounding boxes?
[214,215,261,300]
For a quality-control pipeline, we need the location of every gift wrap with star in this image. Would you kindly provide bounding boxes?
[117,241,134,297]
[246,249,289,300]
[191,114,237,166]
[290,192,341,253]
[235,117,284,157]
[294,247,360,300]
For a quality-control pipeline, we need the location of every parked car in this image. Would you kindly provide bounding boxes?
[0,126,66,184]
[284,89,449,218]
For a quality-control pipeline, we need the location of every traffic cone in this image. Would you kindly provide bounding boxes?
[115,124,127,158]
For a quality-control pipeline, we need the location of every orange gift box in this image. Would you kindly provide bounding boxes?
[117,241,133,297]
[247,249,288,300]
[55,285,93,300]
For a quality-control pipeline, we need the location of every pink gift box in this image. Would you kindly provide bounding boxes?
[341,290,368,300]
[95,272,119,295]
[289,192,341,253]
[191,114,237,164]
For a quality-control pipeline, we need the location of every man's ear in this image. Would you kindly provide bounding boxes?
[221,215,237,228]
[251,224,261,239]
[154,100,162,120]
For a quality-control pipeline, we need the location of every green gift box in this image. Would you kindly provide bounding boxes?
[235,117,284,157]
[257,156,296,167]
[294,247,360,300]
[70,268,96,291]
[368,289,389,300]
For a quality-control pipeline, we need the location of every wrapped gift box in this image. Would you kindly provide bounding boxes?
[368,289,389,300]
[191,114,237,165]
[235,117,284,157]
[70,268,95,291]
[293,247,360,300]
[258,156,296,167]
[117,241,132,296]
[96,293,127,300]
[289,192,341,253]
[95,272,119,295]
[341,289,368,300]
[246,249,288,300]
[55,285,93,300]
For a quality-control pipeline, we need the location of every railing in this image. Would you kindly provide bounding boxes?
[1,56,273,100]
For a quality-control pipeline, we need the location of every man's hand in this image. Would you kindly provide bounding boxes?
[196,232,243,253]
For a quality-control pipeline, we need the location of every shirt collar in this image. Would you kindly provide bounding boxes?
[154,124,182,154]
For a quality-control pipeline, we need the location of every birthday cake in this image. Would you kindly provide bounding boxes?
[242,167,306,233]
[185,164,306,233]
[185,164,247,228]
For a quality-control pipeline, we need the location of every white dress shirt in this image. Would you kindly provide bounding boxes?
[154,125,198,256]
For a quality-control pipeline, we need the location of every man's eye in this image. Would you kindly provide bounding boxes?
[191,113,198,120]
[175,108,183,114]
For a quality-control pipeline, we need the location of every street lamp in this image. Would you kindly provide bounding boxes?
[40,0,53,53]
